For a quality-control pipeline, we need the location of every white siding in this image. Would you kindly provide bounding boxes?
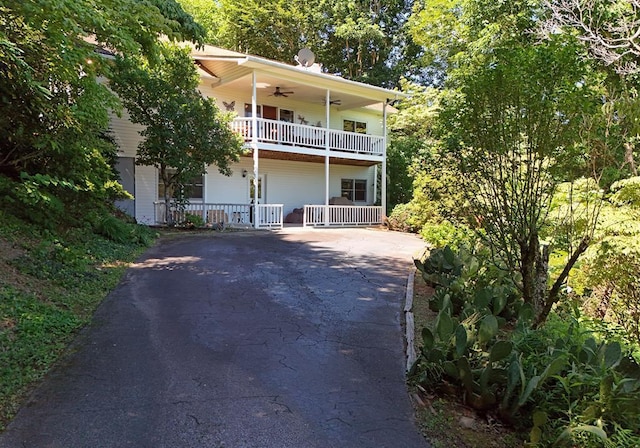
[111,82,384,224]
[204,157,376,217]
[135,165,157,224]
[109,110,144,158]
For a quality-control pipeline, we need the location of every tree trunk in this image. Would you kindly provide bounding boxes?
[624,142,638,176]
[534,236,590,328]
[519,231,548,317]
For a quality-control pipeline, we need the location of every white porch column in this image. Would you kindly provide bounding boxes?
[373,164,378,205]
[324,89,331,226]
[382,100,388,219]
[251,70,260,229]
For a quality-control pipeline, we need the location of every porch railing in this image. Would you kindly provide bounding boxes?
[255,204,284,229]
[230,117,384,156]
[153,202,283,229]
[302,205,383,227]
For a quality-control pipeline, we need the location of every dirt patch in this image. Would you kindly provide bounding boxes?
[0,239,23,261]
[0,237,57,303]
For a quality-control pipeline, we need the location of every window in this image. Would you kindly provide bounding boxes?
[158,169,203,200]
[343,119,367,134]
[249,176,263,202]
[244,103,262,117]
[341,179,367,202]
[279,109,294,123]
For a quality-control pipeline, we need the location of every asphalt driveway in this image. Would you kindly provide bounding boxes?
[0,228,429,448]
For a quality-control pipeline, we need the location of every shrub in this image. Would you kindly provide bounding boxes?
[183,212,205,228]
[420,220,477,250]
[410,246,640,447]
[93,214,156,246]
[386,203,416,232]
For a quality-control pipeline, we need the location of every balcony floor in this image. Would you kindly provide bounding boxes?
[243,149,380,166]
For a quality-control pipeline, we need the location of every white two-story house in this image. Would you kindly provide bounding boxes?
[110,45,404,229]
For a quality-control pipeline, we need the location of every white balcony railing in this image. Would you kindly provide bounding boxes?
[230,118,384,156]
[302,205,383,227]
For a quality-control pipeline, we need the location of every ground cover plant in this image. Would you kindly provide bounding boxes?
[410,245,640,447]
[0,211,156,430]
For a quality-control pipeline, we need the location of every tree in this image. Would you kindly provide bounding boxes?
[180,0,318,63]
[312,0,420,86]
[0,0,204,226]
[179,0,422,87]
[387,81,440,210]
[542,0,640,184]
[109,43,243,223]
[543,0,640,75]
[410,0,607,326]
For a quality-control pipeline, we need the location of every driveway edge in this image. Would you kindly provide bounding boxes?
[404,268,417,372]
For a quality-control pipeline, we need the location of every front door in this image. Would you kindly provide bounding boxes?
[262,105,277,120]
[248,175,265,204]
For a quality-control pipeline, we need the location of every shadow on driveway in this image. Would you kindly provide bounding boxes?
[0,228,430,448]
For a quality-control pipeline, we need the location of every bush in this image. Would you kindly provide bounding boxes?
[420,220,477,250]
[410,246,640,447]
[183,212,205,228]
[93,214,157,245]
[386,203,416,232]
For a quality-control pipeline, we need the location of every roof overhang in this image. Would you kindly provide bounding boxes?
[189,44,406,111]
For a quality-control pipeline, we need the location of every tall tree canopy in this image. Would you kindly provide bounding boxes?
[406,0,609,325]
[0,0,204,225]
[178,0,421,87]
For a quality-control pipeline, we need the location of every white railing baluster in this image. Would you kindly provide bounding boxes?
[302,205,383,227]
[255,204,284,229]
[231,118,383,155]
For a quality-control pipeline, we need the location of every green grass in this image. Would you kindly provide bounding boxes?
[0,211,157,430]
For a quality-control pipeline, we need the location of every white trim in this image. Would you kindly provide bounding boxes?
[382,102,388,217]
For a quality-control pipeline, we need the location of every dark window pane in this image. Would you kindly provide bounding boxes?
[343,120,355,132]
[280,109,294,122]
[158,169,203,199]
[354,180,366,201]
[355,121,367,134]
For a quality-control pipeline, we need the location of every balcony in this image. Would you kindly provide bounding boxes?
[231,118,385,158]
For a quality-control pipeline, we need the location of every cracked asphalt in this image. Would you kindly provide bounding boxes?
[0,227,430,448]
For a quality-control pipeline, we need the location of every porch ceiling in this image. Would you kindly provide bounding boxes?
[241,152,379,167]
[192,46,405,111]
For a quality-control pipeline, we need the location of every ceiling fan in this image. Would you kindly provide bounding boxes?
[271,86,294,97]
[323,98,341,106]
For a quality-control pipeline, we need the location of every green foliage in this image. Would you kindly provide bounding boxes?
[548,176,640,343]
[411,245,640,447]
[414,246,521,318]
[110,43,243,223]
[410,0,606,326]
[93,214,156,245]
[190,0,420,86]
[420,221,476,251]
[0,0,204,229]
[182,213,205,228]
[386,203,415,232]
[0,211,156,429]
[206,0,316,63]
